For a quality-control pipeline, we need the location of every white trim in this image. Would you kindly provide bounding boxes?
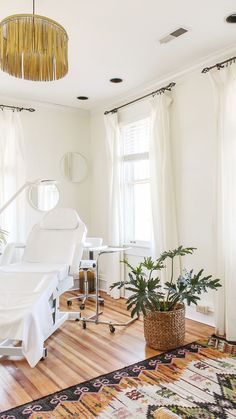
[124,241,151,248]
[124,246,151,257]
[0,94,89,116]
[123,152,149,161]
[185,305,215,327]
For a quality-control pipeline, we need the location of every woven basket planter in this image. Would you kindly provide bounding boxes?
[143,303,185,351]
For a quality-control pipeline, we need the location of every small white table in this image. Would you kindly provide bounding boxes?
[83,242,108,260]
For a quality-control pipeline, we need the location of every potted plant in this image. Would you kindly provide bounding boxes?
[110,246,221,351]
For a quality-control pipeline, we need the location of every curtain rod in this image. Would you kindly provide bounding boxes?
[0,104,35,112]
[202,56,236,74]
[104,82,176,115]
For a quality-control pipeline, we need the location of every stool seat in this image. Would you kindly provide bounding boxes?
[80,260,96,269]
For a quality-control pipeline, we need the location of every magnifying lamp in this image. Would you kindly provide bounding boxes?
[0,179,57,215]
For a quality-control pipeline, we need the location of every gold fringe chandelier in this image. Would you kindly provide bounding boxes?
[0,0,68,81]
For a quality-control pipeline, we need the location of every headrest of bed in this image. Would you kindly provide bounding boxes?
[40,208,80,230]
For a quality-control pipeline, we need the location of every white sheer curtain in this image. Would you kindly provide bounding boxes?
[149,93,179,279]
[0,109,26,244]
[209,66,236,341]
[104,112,124,299]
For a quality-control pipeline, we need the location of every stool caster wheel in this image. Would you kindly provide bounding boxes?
[67,300,72,307]
[109,325,115,333]
[99,300,104,306]
[82,321,86,329]
[80,303,85,310]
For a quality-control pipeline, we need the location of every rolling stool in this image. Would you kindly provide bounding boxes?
[67,259,104,309]
[67,238,105,310]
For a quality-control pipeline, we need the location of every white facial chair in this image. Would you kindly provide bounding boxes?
[0,207,87,366]
[1,208,86,274]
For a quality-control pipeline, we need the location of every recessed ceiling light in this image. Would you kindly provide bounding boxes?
[77,96,89,100]
[110,78,123,83]
[226,13,236,23]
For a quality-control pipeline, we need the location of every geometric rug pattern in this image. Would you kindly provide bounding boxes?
[1,336,236,418]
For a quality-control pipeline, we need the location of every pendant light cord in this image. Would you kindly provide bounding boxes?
[33,0,35,15]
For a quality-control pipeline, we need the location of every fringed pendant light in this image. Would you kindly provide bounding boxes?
[0,0,68,81]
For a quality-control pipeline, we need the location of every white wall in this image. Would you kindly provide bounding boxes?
[0,97,91,237]
[0,65,220,326]
[90,69,219,326]
[171,72,217,325]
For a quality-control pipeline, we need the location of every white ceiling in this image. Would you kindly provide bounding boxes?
[0,0,236,110]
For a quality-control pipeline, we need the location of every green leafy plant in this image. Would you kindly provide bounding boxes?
[110,246,221,318]
[0,228,7,246]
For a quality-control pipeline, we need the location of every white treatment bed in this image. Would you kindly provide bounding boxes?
[0,208,86,367]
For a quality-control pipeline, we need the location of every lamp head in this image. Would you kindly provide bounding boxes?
[32,179,58,185]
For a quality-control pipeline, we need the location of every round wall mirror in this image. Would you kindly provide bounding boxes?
[61,152,88,183]
[28,184,60,212]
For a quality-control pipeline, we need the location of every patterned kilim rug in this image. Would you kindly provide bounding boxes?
[1,335,236,419]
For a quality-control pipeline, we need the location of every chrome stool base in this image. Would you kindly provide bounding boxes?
[67,260,104,310]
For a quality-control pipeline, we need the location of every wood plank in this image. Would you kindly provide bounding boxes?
[0,292,214,412]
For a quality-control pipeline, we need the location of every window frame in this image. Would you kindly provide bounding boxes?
[120,118,152,248]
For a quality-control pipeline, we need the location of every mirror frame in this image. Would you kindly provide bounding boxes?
[60,152,88,183]
[28,184,60,212]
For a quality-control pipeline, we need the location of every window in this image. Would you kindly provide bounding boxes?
[0,111,25,243]
[121,117,152,246]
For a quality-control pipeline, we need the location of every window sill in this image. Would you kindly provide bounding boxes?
[123,242,151,249]
[123,244,151,257]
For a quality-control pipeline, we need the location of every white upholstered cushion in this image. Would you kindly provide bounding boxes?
[40,208,79,230]
[23,208,86,268]
[23,226,76,264]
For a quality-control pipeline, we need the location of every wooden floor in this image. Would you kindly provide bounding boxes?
[0,292,213,413]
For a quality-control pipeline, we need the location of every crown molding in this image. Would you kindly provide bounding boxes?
[90,43,236,116]
[0,94,90,116]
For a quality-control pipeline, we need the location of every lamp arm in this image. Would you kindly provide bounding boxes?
[0,182,31,215]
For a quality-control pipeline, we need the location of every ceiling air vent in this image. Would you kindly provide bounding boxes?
[159,27,188,44]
